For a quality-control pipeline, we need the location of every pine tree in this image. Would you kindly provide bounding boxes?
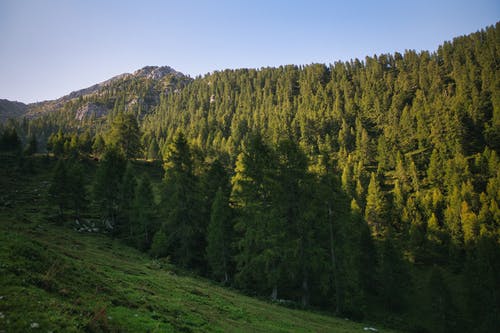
[24,134,37,155]
[160,131,203,269]
[427,148,443,186]
[118,162,137,237]
[378,237,410,312]
[463,235,500,332]
[67,161,87,219]
[92,148,127,231]
[365,172,387,237]
[107,113,142,159]
[133,174,157,250]
[206,188,232,283]
[426,266,457,333]
[48,159,70,219]
[92,134,106,157]
[147,137,160,161]
[231,134,280,296]
[0,126,21,152]
[275,139,314,306]
[150,227,169,258]
[460,201,479,247]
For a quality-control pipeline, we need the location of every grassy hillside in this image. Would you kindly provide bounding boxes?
[0,155,401,332]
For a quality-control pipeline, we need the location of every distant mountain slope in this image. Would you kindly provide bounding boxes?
[0,99,27,122]
[0,66,190,123]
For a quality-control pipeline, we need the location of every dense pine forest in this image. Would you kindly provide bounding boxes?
[1,23,499,332]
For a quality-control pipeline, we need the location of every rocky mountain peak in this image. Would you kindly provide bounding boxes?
[132,66,181,80]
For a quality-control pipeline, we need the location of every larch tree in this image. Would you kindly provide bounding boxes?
[365,172,387,237]
[107,113,142,159]
[206,187,233,283]
[92,148,127,231]
[159,131,203,269]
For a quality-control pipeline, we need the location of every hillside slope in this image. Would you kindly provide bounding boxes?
[0,156,399,333]
[0,99,27,123]
[0,65,190,124]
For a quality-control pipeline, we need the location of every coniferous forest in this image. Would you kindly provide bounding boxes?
[1,23,499,332]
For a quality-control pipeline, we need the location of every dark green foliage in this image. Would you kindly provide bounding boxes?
[66,160,87,218]
[150,227,169,258]
[365,172,387,238]
[378,237,410,312]
[0,125,21,152]
[146,137,161,161]
[158,132,204,269]
[132,173,157,251]
[355,203,378,304]
[464,235,500,332]
[92,134,106,157]
[48,159,70,218]
[24,134,38,155]
[92,148,127,230]
[47,157,87,219]
[231,134,281,295]
[115,162,137,237]
[425,266,458,333]
[206,188,233,283]
[107,113,142,159]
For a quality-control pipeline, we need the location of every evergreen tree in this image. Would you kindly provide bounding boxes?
[365,172,387,237]
[24,134,37,155]
[118,162,137,237]
[150,227,169,258]
[0,126,21,152]
[67,161,87,219]
[378,237,410,312]
[275,139,314,306]
[231,134,280,297]
[92,134,106,157]
[133,174,157,250]
[92,148,127,231]
[107,113,142,159]
[48,159,70,219]
[206,188,232,283]
[355,199,378,301]
[426,266,457,333]
[464,235,500,332]
[159,131,203,269]
[147,137,161,161]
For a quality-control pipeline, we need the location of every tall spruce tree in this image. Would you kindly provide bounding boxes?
[48,159,70,219]
[158,131,203,269]
[132,174,157,251]
[231,134,281,297]
[107,113,142,159]
[206,188,233,283]
[92,148,127,231]
[118,162,137,237]
[365,172,387,237]
[67,161,87,219]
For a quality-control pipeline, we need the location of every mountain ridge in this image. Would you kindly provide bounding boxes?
[0,65,187,122]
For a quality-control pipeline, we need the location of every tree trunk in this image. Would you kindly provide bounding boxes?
[301,274,309,307]
[328,204,342,315]
[271,285,278,301]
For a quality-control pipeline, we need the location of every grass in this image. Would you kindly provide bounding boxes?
[0,154,402,332]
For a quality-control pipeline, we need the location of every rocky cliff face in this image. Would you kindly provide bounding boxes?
[75,103,108,121]
[132,66,182,80]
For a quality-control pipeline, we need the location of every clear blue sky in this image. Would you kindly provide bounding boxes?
[1,0,498,103]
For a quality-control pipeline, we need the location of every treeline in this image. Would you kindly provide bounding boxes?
[3,23,499,332]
